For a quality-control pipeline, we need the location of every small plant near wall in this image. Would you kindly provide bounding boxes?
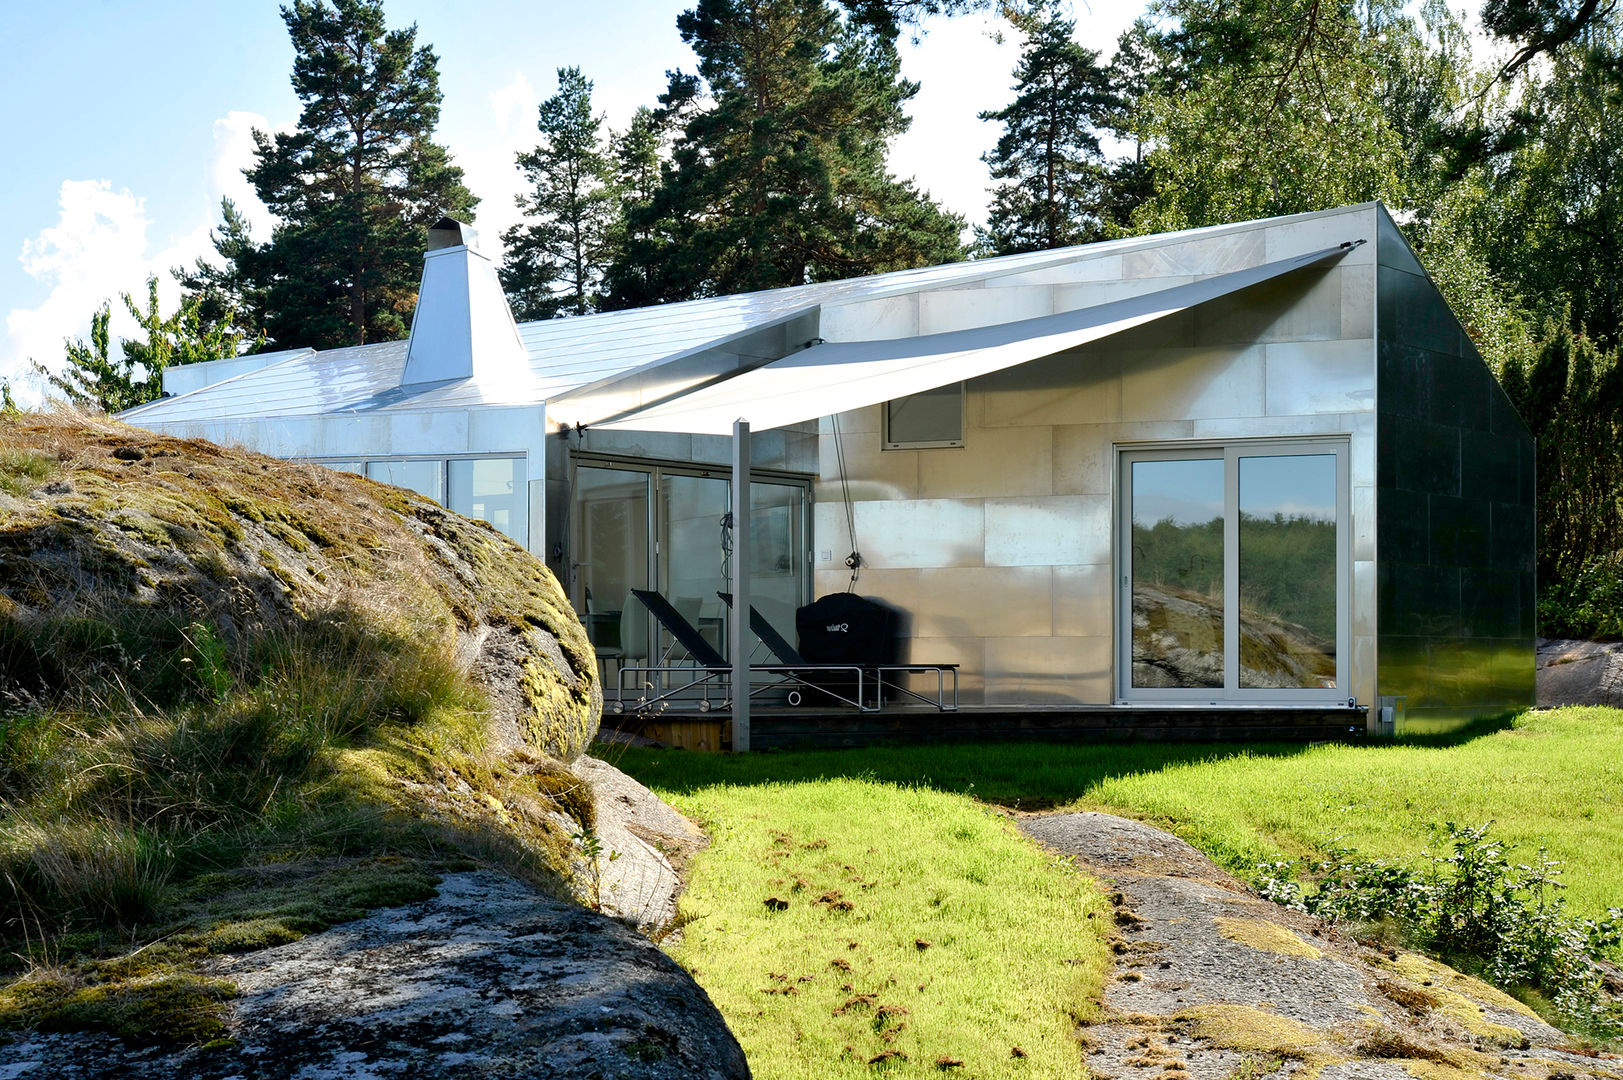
[1256,822,1623,1039]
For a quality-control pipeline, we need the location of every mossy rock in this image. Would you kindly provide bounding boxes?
[0,410,600,760]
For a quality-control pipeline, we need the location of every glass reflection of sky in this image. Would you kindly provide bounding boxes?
[1133,455,1335,526]
[1240,455,1335,522]
[1133,459,1223,526]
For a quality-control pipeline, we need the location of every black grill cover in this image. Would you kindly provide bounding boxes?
[795,593,898,666]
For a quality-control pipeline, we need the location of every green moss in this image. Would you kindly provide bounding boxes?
[1179,1004,1330,1057]
[0,966,237,1045]
[0,448,57,496]
[0,411,598,1045]
[1212,917,1324,959]
[533,762,597,831]
[519,643,597,763]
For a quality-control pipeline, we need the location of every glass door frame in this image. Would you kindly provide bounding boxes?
[568,453,813,668]
[1115,438,1350,705]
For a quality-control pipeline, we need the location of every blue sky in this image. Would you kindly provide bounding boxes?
[0,0,1147,403]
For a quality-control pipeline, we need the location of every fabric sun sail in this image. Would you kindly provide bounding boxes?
[591,241,1362,436]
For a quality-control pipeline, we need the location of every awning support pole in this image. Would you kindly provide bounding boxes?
[730,419,751,753]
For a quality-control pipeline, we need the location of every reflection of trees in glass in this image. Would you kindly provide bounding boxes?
[1132,513,1337,689]
[1238,512,1337,640]
[1131,516,1223,598]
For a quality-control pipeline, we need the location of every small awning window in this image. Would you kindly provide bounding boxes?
[592,242,1361,436]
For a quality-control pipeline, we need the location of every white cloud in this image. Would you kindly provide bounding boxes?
[444,71,543,259]
[892,1,1149,229]
[209,110,277,240]
[0,109,283,406]
[3,182,212,406]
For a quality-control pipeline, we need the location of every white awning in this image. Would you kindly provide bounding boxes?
[592,241,1362,435]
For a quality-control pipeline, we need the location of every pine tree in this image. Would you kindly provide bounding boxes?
[245,0,476,349]
[173,198,268,349]
[976,1,1117,254]
[604,0,965,307]
[500,68,618,320]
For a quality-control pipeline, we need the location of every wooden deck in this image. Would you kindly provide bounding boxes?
[604,704,1370,751]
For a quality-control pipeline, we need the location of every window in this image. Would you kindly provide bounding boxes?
[312,455,529,547]
[1118,440,1348,703]
[449,457,527,547]
[367,459,442,502]
[883,382,964,449]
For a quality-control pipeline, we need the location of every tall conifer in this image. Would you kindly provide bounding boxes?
[500,68,618,320]
[977,1,1116,255]
[604,0,965,307]
[245,0,476,349]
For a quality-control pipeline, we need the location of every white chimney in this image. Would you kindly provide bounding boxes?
[401,218,531,386]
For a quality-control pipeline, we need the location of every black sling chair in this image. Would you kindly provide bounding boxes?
[614,588,872,714]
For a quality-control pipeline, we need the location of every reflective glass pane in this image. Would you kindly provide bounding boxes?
[448,457,527,546]
[660,474,731,660]
[574,466,650,663]
[1238,454,1337,689]
[366,459,442,503]
[319,460,363,475]
[749,481,805,644]
[1130,458,1224,688]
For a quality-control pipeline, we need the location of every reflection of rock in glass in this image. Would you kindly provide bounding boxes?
[1132,583,1224,688]
[1132,582,1334,690]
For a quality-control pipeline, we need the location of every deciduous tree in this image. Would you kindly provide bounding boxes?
[41,279,249,414]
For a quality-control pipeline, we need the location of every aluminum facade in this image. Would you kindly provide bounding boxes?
[1372,210,1538,732]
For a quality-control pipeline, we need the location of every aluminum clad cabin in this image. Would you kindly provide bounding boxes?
[122,202,1536,735]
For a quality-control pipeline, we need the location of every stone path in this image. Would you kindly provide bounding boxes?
[1020,811,1622,1080]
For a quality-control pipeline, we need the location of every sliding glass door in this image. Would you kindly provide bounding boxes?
[570,458,810,685]
[1119,441,1347,703]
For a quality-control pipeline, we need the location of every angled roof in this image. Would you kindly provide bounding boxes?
[121,203,1379,428]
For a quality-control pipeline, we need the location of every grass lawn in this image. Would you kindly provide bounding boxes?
[644,774,1112,1078]
[606,704,1623,926]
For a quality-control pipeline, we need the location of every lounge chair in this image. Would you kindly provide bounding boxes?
[717,592,959,712]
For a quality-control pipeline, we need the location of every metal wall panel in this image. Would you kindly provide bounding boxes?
[913,567,1055,638]
[849,499,987,569]
[1373,214,1537,730]
[1119,345,1267,423]
[985,495,1111,567]
[921,426,1053,498]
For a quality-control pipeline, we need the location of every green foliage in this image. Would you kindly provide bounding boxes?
[1497,314,1623,594]
[0,383,18,419]
[500,68,619,320]
[1126,0,1409,231]
[38,277,248,414]
[172,198,269,349]
[243,0,477,349]
[1538,552,1623,639]
[603,0,965,307]
[975,0,1116,254]
[1257,822,1623,1038]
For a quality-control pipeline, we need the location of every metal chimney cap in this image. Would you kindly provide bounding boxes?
[427,217,478,252]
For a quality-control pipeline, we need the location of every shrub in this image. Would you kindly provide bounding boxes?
[1256,822,1623,1038]
[1539,553,1623,639]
